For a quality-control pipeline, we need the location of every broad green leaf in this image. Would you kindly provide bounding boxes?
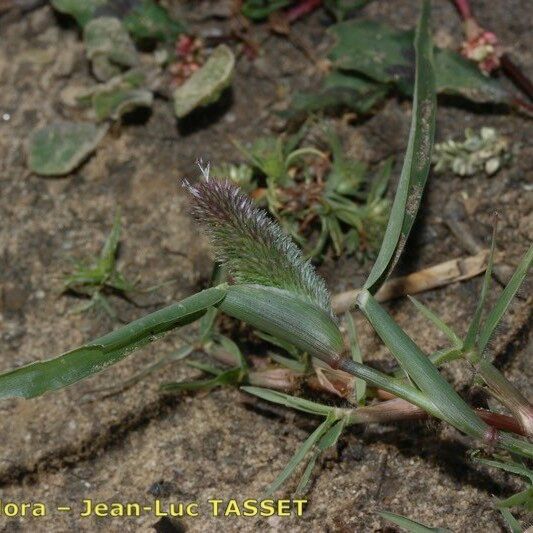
[330,20,415,95]
[0,287,226,399]
[51,0,184,41]
[478,244,533,354]
[329,19,509,104]
[174,45,235,118]
[289,71,388,116]
[27,121,108,176]
[89,69,151,122]
[122,0,185,42]
[364,0,436,292]
[357,289,487,438]
[434,48,508,104]
[50,0,106,27]
[84,17,139,81]
[378,511,452,533]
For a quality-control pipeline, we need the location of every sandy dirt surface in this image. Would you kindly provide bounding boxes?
[0,1,531,531]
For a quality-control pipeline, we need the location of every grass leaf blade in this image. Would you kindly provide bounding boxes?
[0,287,226,399]
[357,289,487,438]
[364,0,436,293]
[379,510,452,532]
[408,296,461,346]
[478,243,533,354]
[266,415,334,495]
[463,225,496,351]
[345,313,366,403]
[242,386,336,417]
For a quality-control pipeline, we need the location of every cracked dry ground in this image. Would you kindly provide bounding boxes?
[0,1,531,532]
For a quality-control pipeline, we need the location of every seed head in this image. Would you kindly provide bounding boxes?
[183,165,332,316]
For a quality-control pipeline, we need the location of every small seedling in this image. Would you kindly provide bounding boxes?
[63,210,138,318]
[226,126,391,261]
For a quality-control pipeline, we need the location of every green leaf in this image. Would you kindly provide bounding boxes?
[161,367,242,392]
[123,0,185,42]
[50,0,106,27]
[242,386,339,417]
[295,418,346,494]
[378,511,452,532]
[434,48,508,104]
[478,244,533,354]
[408,296,461,346]
[472,455,533,483]
[255,331,301,359]
[463,226,496,352]
[174,45,235,118]
[99,209,121,271]
[84,17,139,81]
[268,352,306,372]
[82,345,194,399]
[330,20,415,94]
[345,313,366,403]
[220,285,344,365]
[216,335,248,372]
[92,75,153,121]
[27,121,108,176]
[498,507,523,533]
[241,0,291,21]
[266,415,335,495]
[329,19,508,105]
[356,289,487,438]
[323,0,372,21]
[289,71,388,116]
[497,489,533,512]
[199,306,218,341]
[51,0,184,41]
[364,0,436,292]
[0,287,226,399]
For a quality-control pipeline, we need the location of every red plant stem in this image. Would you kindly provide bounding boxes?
[286,0,322,23]
[501,54,533,102]
[376,389,526,436]
[453,0,472,20]
[208,338,526,436]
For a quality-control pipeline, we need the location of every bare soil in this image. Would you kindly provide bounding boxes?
[0,1,531,532]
